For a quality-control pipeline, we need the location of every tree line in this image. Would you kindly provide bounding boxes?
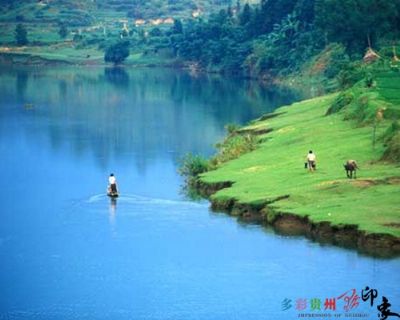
[12,0,400,82]
[166,0,400,77]
[104,0,399,81]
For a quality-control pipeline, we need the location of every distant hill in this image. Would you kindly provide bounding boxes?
[0,0,259,25]
[0,0,97,26]
[0,0,259,50]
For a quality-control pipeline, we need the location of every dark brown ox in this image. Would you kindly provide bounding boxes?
[344,160,358,179]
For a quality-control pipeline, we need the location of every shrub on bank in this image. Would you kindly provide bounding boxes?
[179,129,260,181]
[382,132,400,162]
[381,121,400,162]
[104,41,130,65]
[178,154,210,179]
[326,65,400,163]
[210,133,258,167]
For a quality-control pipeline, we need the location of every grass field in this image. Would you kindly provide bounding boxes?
[200,71,400,238]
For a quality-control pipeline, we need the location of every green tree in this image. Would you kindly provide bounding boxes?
[259,0,297,34]
[235,0,241,13]
[15,15,24,22]
[217,9,228,24]
[149,27,162,37]
[315,0,400,52]
[58,23,68,39]
[172,19,183,34]
[73,33,83,42]
[104,41,130,65]
[227,5,233,18]
[239,3,251,26]
[294,0,315,25]
[15,24,28,46]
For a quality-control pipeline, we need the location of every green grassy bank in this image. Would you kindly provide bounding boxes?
[0,46,180,66]
[197,69,400,248]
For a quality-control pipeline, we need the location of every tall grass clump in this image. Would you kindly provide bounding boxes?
[326,90,354,115]
[178,126,260,180]
[381,121,400,162]
[178,153,210,179]
[224,123,241,135]
[210,132,258,167]
[178,153,210,200]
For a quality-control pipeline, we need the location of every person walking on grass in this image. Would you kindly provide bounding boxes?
[306,150,316,172]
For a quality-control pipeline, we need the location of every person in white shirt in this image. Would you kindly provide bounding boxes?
[108,173,118,194]
[306,150,316,171]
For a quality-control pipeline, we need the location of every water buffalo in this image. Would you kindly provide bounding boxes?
[344,160,358,179]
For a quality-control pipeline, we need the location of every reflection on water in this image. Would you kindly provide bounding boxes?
[109,197,117,217]
[1,66,399,320]
[109,197,117,236]
[16,69,28,101]
[0,66,302,171]
[104,67,130,89]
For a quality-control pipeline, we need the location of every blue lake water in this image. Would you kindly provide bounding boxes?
[0,66,399,320]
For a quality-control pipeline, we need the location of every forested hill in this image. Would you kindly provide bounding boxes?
[0,0,257,61]
[1,0,399,91]
[169,0,400,81]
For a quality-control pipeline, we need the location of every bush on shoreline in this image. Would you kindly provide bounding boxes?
[179,127,260,183]
[210,132,258,167]
[178,153,210,180]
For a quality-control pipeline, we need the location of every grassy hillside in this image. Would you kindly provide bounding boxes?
[199,68,400,238]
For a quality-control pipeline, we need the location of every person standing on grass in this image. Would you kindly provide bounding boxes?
[306,150,316,172]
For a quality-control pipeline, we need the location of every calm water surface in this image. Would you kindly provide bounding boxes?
[0,67,399,320]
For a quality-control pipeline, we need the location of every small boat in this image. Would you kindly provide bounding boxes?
[107,185,119,198]
[107,191,119,198]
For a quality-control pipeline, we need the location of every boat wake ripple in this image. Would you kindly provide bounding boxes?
[87,193,207,208]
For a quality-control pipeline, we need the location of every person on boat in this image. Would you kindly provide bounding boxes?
[306,150,316,171]
[108,173,118,194]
